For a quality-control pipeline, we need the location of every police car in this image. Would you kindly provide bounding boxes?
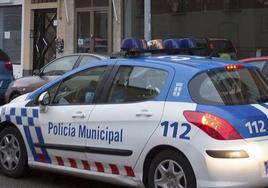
[0,38,268,188]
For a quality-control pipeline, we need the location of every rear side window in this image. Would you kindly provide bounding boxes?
[189,68,268,105]
[108,66,168,103]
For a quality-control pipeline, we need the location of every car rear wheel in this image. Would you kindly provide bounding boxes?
[148,150,196,188]
[0,126,28,178]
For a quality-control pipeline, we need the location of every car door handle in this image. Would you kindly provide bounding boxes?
[72,112,85,119]
[136,110,153,117]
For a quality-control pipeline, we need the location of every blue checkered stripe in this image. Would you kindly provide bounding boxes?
[0,107,39,126]
[0,107,51,163]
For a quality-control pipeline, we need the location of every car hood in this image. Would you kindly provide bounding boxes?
[11,76,50,88]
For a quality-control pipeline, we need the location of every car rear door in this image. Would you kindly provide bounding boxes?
[84,61,174,176]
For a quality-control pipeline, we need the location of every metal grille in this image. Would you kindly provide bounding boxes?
[31,0,57,4]
[33,9,57,70]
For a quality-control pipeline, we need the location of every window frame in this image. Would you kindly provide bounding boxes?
[74,54,104,68]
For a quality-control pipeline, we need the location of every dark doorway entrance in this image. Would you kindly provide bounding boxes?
[33,9,57,71]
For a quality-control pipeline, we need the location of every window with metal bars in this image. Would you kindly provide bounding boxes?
[31,0,57,4]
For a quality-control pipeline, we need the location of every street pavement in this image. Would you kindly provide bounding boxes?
[0,170,127,188]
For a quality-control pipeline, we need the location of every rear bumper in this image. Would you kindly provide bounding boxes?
[189,132,268,188]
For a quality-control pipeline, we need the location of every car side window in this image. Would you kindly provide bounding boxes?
[51,66,107,105]
[42,56,79,76]
[107,66,168,103]
[260,61,268,78]
[78,56,100,67]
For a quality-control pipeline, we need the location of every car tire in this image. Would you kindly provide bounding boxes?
[0,126,28,178]
[148,150,196,188]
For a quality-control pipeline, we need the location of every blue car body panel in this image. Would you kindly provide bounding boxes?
[26,55,267,139]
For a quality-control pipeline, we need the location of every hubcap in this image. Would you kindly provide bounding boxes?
[154,160,186,188]
[0,134,20,170]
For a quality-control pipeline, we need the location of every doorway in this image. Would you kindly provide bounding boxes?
[33,9,57,70]
[76,8,110,54]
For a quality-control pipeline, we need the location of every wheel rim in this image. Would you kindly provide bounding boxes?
[0,134,20,170]
[154,159,187,188]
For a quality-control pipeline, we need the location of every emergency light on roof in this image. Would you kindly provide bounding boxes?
[121,38,148,57]
[120,37,207,57]
[162,38,197,49]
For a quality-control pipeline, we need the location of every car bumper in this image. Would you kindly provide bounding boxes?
[189,132,268,188]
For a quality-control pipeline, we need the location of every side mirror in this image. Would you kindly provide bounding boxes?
[33,69,40,76]
[38,91,50,113]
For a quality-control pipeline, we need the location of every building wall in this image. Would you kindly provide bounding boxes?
[23,0,76,76]
[22,0,123,76]
[151,9,268,58]
[0,0,23,78]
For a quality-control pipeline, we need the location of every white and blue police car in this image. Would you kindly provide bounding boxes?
[0,38,268,188]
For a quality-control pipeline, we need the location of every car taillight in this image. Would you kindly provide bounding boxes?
[4,61,13,71]
[225,64,244,71]
[208,42,214,49]
[183,111,242,140]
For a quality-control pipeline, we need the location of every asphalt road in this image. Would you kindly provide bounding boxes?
[0,170,127,188]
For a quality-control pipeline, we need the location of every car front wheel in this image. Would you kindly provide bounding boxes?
[0,126,28,178]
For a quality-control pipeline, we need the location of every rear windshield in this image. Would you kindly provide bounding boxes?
[211,40,235,53]
[189,68,268,105]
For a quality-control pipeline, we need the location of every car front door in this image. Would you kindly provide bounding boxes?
[32,66,108,167]
[85,62,174,176]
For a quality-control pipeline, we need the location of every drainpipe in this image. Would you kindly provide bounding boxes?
[64,0,69,24]
[144,0,151,41]
[112,0,119,23]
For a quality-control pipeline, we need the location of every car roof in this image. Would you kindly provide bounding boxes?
[208,38,231,41]
[239,56,268,63]
[114,55,253,72]
[27,54,256,101]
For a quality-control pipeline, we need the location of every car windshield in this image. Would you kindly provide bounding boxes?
[211,40,235,53]
[189,68,268,105]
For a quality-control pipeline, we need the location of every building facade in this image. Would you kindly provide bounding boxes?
[20,0,268,76]
[0,0,23,78]
[124,0,268,58]
[22,0,123,76]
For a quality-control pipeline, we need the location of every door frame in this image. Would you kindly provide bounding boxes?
[75,5,112,54]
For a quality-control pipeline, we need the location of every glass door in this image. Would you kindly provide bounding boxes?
[94,11,108,53]
[77,10,108,53]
